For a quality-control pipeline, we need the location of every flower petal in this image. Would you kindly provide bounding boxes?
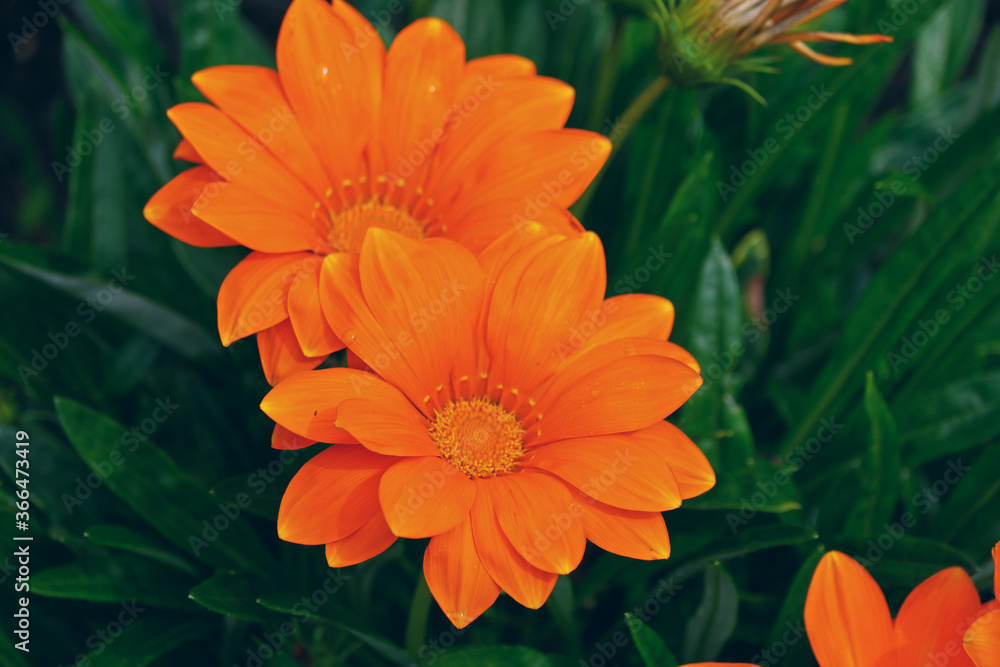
[277,0,380,183]
[218,252,317,345]
[965,608,1000,667]
[577,495,671,560]
[287,262,345,357]
[277,444,395,544]
[272,423,321,450]
[464,54,536,80]
[804,551,895,667]
[424,520,500,629]
[379,18,464,181]
[652,421,716,500]
[524,339,703,446]
[166,102,317,214]
[143,167,236,247]
[261,367,399,444]
[335,397,438,457]
[523,425,682,512]
[191,65,330,197]
[257,319,327,386]
[487,471,585,575]
[486,233,605,396]
[470,488,558,609]
[173,139,202,163]
[379,457,476,538]
[325,512,396,568]
[579,294,676,350]
[895,567,980,667]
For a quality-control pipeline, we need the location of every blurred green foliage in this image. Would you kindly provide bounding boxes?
[1,0,999,664]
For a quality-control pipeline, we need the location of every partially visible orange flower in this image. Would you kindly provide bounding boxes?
[964,540,1000,666]
[144,0,610,384]
[260,225,713,627]
[805,551,982,666]
[644,0,893,91]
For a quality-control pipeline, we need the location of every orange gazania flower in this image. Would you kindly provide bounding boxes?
[143,0,610,385]
[964,540,1000,666]
[260,226,714,627]
[805,551,983,666]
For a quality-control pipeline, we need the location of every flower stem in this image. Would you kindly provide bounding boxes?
[405,572,432,659]
[572,75,672,220]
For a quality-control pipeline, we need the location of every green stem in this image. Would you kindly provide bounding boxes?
[622,91,674,258]
[586,16,624,132]
[572,75,672,220]
[405,573,432,660]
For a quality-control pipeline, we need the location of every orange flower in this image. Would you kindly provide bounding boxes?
[260,225,713,627]
[805,551,983,666]
[964,540,1000,666]
[143,0,610,384]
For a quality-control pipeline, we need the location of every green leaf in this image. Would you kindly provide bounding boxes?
[765,546,825,657]
[101,336,160,396]
[84,615,213,667]
[55,398,276,577]
[781,166,1000,457]
[33,553,197,610]
[672,525,818,582]
[843,373,901,537]
[0,249,218,360]
[189,571,284,623]
[257,593,411,666]
[436,646,558,667]
[682,563,738,663]
[625,613,679,667]
[863,537,977,589]
[85,524,200,575]
[683,454,801,514]
[209,474,282,521]
[897,372,1000,465]
[937,445,1000,542]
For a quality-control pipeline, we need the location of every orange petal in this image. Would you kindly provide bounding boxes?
[426,77,576,205]
[993,540,999,598]
[470,488,558,608]
[486,233,605,395]
[335,397,438,457]
[173,138,202,163]
[448,129,611,218]
[523,425,682,512]
[895,567,979,667]
[804,551,895,667]
[424,520,500,629]
[277,444,395,544]
[287,262,344,357]
[463,54,536,80]
[261,367,404,444]
[272,423,322,450]
[524,339,703,446]
[379,457,476,538]
[191,65,331,197]
[486,472,585,575]
[277,0,381,183]
[143,167,236,247]
[325,512,396,568]
[576,294,676,351]
[379,18,464,182]
[217,251,316,345]
[577,495,670,560]
[166,103,316,215]
[442,202,582,254]
[191,182,326,253]
[652,421,716,500]
[965,609,1000,667]
[358,231,484,407]
[257,319,327,385]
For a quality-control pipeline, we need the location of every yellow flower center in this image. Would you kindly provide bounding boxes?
[429,397,525,479]
[327,199,425,254]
